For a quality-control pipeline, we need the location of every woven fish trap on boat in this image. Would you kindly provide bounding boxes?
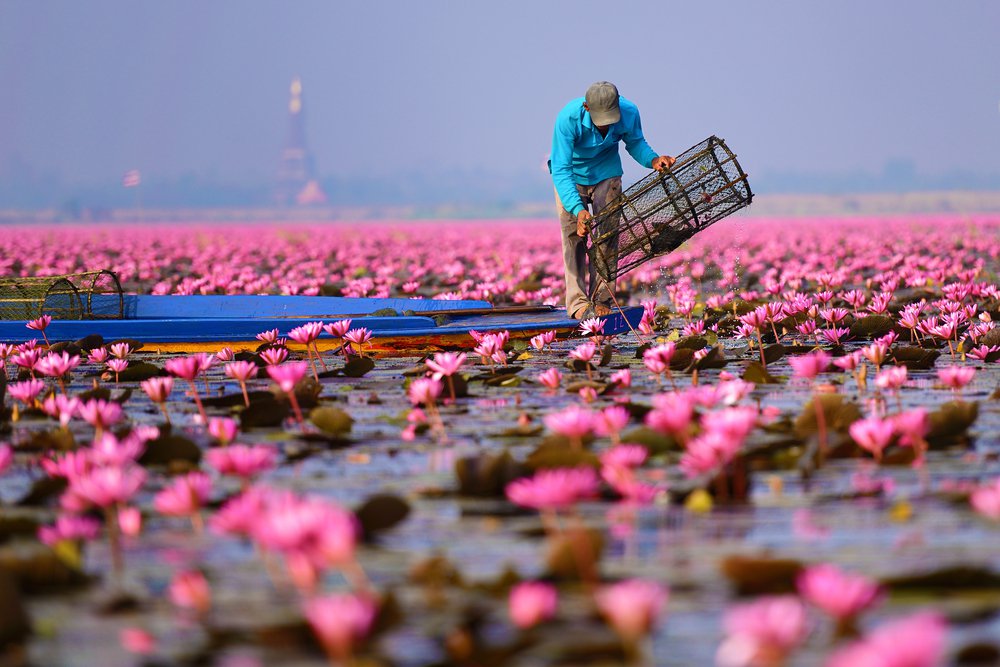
[0,270,124,320]
[587,135,752,284]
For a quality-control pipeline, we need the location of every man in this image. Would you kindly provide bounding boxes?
[550,81,675,319]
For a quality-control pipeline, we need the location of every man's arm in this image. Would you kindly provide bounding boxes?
[551,119,585,217]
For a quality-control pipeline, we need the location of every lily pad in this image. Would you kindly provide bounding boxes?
[455,450,527,498]
[484,373,522,387]
[669,348,695,370]
[525,443,600,471]
[0,512,40,545]
[883,565,1000,591]
[0,570,31,647]
[0,541,89,593]
[620,426,679,455]
[762,344,786,365]
[355,494,411,540]
[676,335,708,350]
[115,362,165,382]
[926,400,978,444]
[545,528,603,581]
[889,346,940,370]
[743,361,782,384]
[202,390,273,408]
[139,432,202,465]
[598,344,614,367]
[850,314,895,339]
[343,356,376,378]
[310,406,354,436]
[72,334,104,351]
[241,397,291,429]
[721,555,804,596]
[16,477,68,508]
[689,345,728,371]
[794,394,863,437]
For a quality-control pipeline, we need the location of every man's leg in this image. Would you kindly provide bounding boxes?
[588,176,623,311]
[556,186,592,318]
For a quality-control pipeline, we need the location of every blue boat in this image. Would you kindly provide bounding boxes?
[0,295,644,353]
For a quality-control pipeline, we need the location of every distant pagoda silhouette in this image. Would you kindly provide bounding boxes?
[275,77,327,206]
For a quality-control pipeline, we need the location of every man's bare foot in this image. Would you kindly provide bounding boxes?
[594,303,612,317]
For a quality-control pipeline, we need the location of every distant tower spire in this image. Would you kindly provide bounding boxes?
[276,76,327,206]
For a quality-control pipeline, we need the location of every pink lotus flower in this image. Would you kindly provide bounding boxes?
[106,357,128,381]
[408,377,443,406]
[87,347,109,364]
[119,627,155,655]
[505,467,599,510]
[595,405,630,440]
[970,478,1000,521]
[224,360,258,407]
[26,315,52,346]
[206,444,277,480]
[891,408,930,448]
[256,328,279,344]
[91,432,145,466]
[41,394,80,427]
[164,356,204,381]
[543,405,594,443]
[937,365,975,390]
[537,367,562,391]
[118,505,142,537]
[875,365,907,392]
[862,342,889,368]
[304,593,377,661]
[70,464,147,508]
[258,347,289,366]
[323,319,353,338]
[579,317,606,337]
[216,346,235,362]
[36,351,81,378]
[153,471,212,518]
[210,487,270,537]
[266,361,307,393]
[849,416,895,461]
[426,352,466,379]
[26,314,52,331]
[824,612,947,667]
[137,376,172,404]
[38,514,101,545]
[610,368,632,388]
[0,443,12,475]
[530,334,548,351]
[717,595,807,667]
[569,341,597,363]
[833,351,863,372]
[797,563,882,620]
[224,360,258,382]
[509,581,558,629]
[208,416,238,444]
[77,398,124,431]
[343,327,373,354]
[169,570,211,615]
[8,379,46,406]
[109,342,132,359]
[789,350,830,380]
[600,444,648,469]
[645,394,695,437]
[288,321,323,345]
[595,579,667,642]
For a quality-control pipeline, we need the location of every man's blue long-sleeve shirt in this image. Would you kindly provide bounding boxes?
[550,95,658,217]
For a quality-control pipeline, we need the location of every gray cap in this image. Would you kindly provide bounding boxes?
[585,81,621,126]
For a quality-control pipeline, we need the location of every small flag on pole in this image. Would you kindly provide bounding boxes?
[122,169,142,188]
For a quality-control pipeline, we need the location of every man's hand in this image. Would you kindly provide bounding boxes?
[652,155,676,172]
[576,209,592,237]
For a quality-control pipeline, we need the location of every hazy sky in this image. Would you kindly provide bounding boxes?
[1,0,999,188]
